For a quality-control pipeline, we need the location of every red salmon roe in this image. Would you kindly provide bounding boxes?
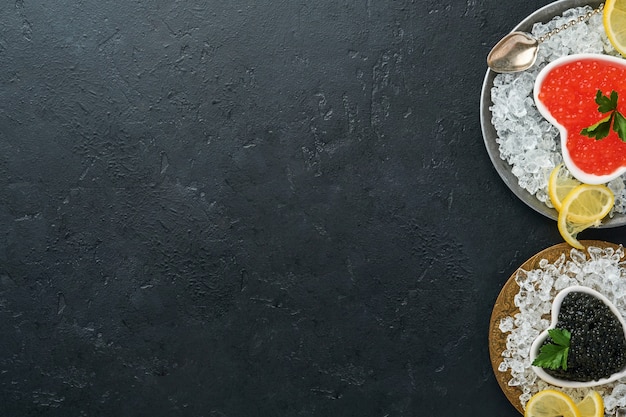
[537,58,626,176]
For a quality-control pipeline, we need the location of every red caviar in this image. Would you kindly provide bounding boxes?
[537,58,626,176]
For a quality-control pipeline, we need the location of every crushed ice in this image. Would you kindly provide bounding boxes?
[498,245,626,414]
[490,6,626,214]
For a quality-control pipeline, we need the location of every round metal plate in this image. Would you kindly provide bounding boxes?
[479,0,626,228]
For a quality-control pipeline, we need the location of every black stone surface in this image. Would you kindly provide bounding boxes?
[2,1,625,416]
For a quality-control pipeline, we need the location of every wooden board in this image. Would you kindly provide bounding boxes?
[488,240,623,414]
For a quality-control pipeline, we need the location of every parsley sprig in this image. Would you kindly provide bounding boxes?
[580,90,626,142]
[532,328,571,370]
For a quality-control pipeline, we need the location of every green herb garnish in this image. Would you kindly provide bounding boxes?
[580,90,626,142]
[532,328,571,370]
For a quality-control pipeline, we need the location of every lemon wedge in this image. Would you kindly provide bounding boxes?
[557,184,614,249]
[525,389,581,417]
[548,163,582,212]
[576,391,604,417]
[604,0,626,56]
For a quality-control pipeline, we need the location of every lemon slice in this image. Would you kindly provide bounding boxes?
[548,163,582,212]
[604,0,626,56]
[576,391,604,417]
[557,184,614,249]
[524,389,581,417]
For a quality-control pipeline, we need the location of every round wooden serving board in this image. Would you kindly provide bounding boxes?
[488,240,623,414]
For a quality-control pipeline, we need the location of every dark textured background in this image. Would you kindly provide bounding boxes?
[1,0,625,416]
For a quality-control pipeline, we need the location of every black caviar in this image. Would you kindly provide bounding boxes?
[542,291,626,382]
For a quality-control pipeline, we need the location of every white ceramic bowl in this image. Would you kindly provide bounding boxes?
[533,53,626,185]
[530,285,626,388]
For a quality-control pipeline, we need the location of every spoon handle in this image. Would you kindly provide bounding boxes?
[537,5,603,44]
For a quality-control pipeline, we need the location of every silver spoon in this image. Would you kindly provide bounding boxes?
[487,32,540,73]
[487,6,602,73]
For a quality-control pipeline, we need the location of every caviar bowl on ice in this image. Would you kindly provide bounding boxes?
[530,285,626,388]
[534,53,626,185]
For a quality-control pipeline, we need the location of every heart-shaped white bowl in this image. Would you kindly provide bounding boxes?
[530,285,626,388]
[533,53,626,185]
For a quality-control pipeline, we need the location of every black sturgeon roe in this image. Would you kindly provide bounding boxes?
[542,291,626,382]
